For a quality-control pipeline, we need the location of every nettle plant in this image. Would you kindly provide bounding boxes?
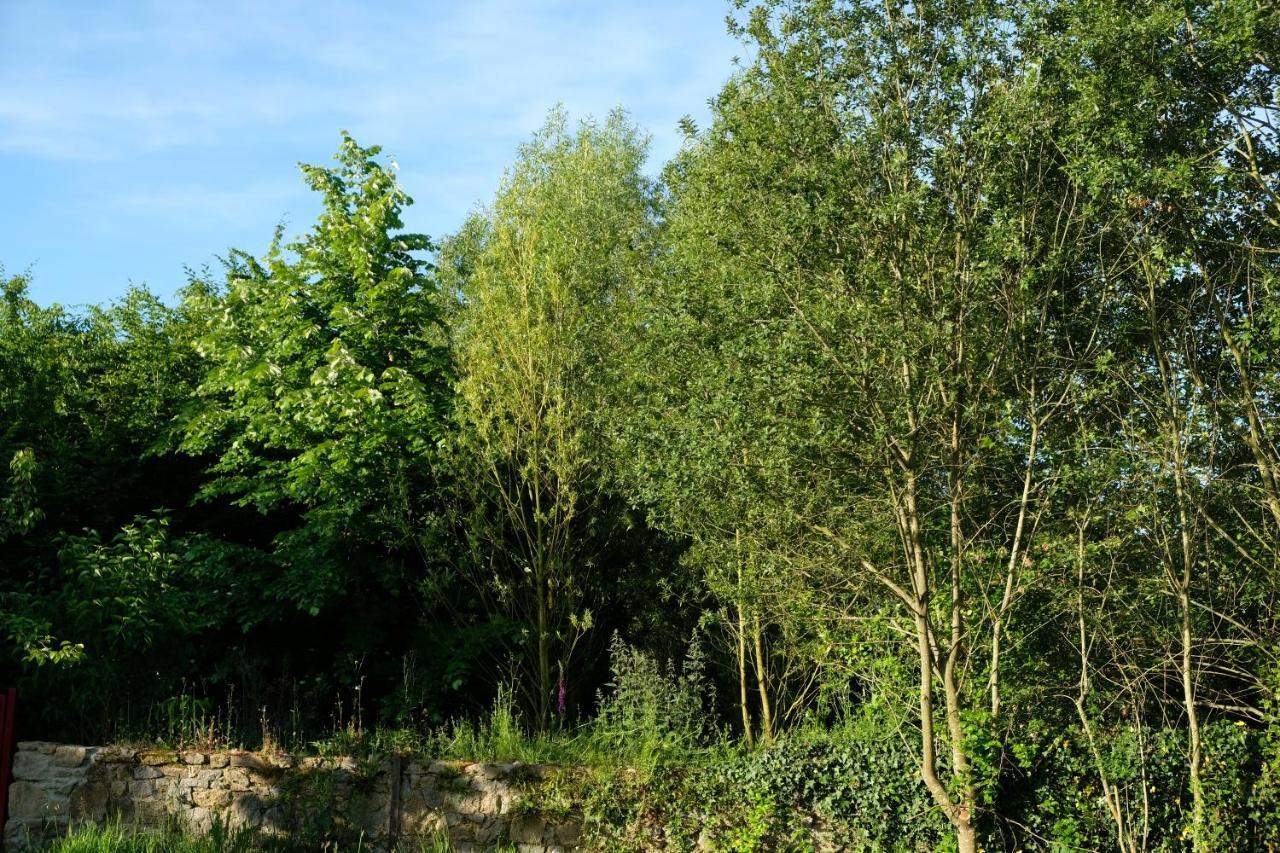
[592,633,718,770]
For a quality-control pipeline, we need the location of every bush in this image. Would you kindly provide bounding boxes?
[1252,665,1280,842]
[579,718,947,851]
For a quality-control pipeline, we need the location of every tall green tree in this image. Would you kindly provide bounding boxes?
[181,133,453,617]
[443,108,657,729]
[626,2,1097,848]
[1035,1,1280,845]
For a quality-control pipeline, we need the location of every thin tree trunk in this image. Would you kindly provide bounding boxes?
[1072,516,1134,853]
[945,393,979,843]
[902,470,978,853]
[1146,261,1205,849]
[1179,580,1205,850]
[535,550,552,732]
[1137,712,1152,851]
[989,409,1038,719]
[751,616,774,744]
[737,603,755,748]
[734,532,756,748]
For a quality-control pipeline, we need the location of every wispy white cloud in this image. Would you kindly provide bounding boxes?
[0,0,744,304]
[1,0,740,164]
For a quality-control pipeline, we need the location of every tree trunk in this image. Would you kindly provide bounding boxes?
[1072,516,1134,853]
[737,604,755,748]
[945,395,979,837]
[751,616,774,744]
[1146,262,1206,849]
[1180,583,1205,851]
[989,411,1038,719]
[901,471,978,852]
[535,560,551,732]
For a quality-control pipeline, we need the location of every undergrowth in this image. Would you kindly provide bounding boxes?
[129,637,728,775]
[44,822,505,853]
[48,821,308,853]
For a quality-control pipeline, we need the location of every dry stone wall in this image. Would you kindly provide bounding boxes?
[5,741,583,852]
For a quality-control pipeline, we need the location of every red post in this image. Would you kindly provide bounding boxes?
[0,688,16,847]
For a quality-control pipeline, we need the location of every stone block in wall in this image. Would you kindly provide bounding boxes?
[223,767,252,791]
[192,787,233,810]
[5,742,98,851]
[400,805,445,837]
[95,746,137,764]
[15,741,57,755]
[427,758,468,775]
[188,806,214,834]
[510,813,547,844]
[7,782,53,821]
[52,746,88,768]
[193,768,223,788]
[67,781,110,820]
[403,780,443,811]
[228,752,270,770]
[554,820,583,847]
[131,797,169,827]
[475,762,514,780]
[471,814,503,845]
[128,780,159,799]
[450,791,487,816]
[227,792,264,829]
[11,750,50,781]
[98,763,131,783]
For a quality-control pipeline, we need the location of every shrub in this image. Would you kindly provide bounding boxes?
[580,719,947,851]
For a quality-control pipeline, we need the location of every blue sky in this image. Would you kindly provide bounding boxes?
[0,1,742,307]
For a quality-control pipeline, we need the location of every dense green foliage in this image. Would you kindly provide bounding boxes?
[3,0,1278,848]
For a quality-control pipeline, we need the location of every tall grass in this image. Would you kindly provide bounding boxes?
[424,682,581,764]
[45,822,475,853]
[49,822,273,853]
